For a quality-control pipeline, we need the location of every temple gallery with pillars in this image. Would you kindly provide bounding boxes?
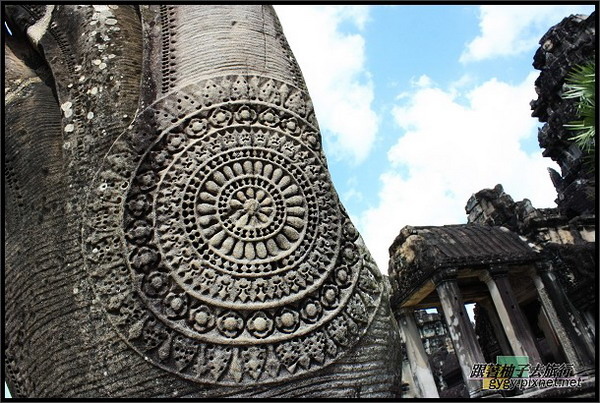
[388,218,595,398]
[387,12,596,399]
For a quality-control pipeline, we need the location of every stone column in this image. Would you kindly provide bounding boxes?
[397,308,440,398]
[528,264,595,375]
[582,311,595,338]
[434,269,486,398]
[479,266,542,365]
[478,298,513,357]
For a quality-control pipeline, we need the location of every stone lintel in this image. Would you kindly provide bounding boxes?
[431,268,458,286]
[488,264,509,277]
[399,280,436,309]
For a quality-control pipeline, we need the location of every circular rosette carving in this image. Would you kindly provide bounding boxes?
[217,311,245,338]
[152,122,335,312]
[197,165,305,266]
[82,77,383,386]
[247,311,275,338]
[190,305,216,332]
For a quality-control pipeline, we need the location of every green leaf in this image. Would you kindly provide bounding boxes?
[562,60,596,163]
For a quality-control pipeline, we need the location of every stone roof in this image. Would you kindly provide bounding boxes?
[388,224,539,304]
[389,224,538,269]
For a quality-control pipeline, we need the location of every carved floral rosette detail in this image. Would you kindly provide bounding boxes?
[82,75,383,385]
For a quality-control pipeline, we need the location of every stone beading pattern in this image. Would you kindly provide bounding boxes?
[82,75,382,385]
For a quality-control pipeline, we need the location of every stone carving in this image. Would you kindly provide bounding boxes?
[5,5,400,397]
[530,12,596,218]
[82,76,383,385]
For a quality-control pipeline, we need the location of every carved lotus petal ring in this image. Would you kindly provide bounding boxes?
[82,76,383,385]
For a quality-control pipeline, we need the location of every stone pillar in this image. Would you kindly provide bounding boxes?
[434,270,486,398]
[535,303,566,363]
[478,298,513,357]
[528,264,595,375]
[397,308,440,398]
[479,266,542,365]
[582,311,595,338]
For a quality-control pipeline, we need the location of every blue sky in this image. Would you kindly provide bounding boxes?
[3,4,596,399]
[275,4,596,272]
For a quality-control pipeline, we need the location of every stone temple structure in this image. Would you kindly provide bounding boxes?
[4,5,400,398]
[389,12,596,399]
[531,12,596,218]
[3,5,596,399]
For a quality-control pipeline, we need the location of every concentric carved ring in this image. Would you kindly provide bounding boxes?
[150,124,332,313]
[180,139,315,272]
[82,76,382,386]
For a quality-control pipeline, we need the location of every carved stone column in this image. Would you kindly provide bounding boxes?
[397,308,439,398]
[528,264,595,375]
[434,269,485,398]
[478,298,513,358]
[479,266,542,365]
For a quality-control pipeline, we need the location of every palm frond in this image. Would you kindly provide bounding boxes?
[562,60,596,161]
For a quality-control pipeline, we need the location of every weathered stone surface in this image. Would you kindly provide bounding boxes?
[82,75,386,386]
[466,184,596,316]
[4,5,401,398]
[474,301,512,363]
[397,309,439,398]
[479,268,542,365]
[528,266,595,375]
[388,223,538,305]
[465,184,520,230]
[530,12,596,218]
[434,275,486,398]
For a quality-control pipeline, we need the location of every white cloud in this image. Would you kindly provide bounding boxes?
[335,5,371,30]
[411,74,435,88]
[461,5,596,62]
[449,74,475,94]
[342,188,364,205]
[341,177,364,205]
[358,72,560,272]
[274,5,378,164]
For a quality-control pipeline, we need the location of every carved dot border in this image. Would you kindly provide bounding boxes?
[82,76,383,385]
